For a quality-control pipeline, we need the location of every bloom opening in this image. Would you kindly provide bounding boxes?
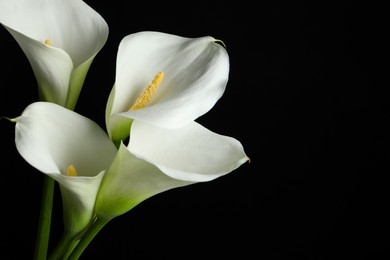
[129,71,164,111]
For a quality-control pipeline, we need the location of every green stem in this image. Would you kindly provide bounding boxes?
[47,233,79,260]
[60,239,80,260]
[67,217,111,260]
[33,175,55,260]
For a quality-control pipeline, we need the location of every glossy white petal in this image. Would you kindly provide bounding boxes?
[3,26,73,106]
[14,102,117,234]
[95,143,193,219]
[0,0,109,108]
[106,31,229,141]
[128,121,250,182]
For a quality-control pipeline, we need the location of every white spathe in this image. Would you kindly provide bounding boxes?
[0,0,109,109]
[95,32,249,219]
[95,119,249,220]
[106,31,229,143]
[14,102,117,235]
[128,120,249,182]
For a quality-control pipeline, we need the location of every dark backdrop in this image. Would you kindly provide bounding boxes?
[0,1,387,259]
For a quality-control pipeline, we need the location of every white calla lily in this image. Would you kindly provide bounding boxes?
[95,120,249,220]
[14,102,117,236]
[106,31,229,144]
[0,0,109,109]
[95,31,249,219]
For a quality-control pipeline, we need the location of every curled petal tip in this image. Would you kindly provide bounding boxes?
[214,39,227,48]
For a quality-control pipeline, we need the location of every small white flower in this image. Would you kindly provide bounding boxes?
[0,0,109,109]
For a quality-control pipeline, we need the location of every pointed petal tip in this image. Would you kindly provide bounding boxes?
[0,116,17,123]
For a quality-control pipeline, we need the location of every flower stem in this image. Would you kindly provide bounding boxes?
[66,217,111,260]
[60,239,80,260]
[33,175,55,260]
[47,233,79,260]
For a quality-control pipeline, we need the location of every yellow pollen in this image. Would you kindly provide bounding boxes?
[44,39,52,46]
[67,164,77,177]
[129,71,164,111]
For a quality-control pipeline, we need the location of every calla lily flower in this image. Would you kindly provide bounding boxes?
[0,0,109,109]
[106,31,229,144]
[96,120,249,220]
[13,102,117,237]
[96,31,249,219]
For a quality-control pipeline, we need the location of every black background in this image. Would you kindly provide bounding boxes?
[0,1,387,259]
